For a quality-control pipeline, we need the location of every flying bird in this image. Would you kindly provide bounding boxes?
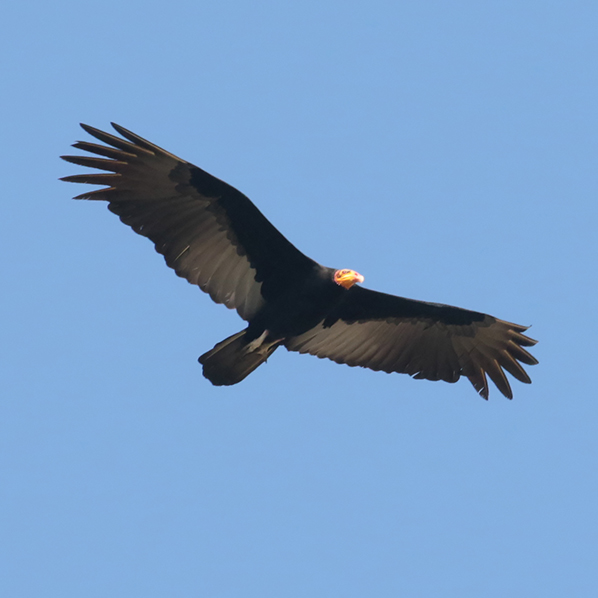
[61,124,537,399]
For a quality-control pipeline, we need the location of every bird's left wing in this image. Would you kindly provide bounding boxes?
[61,123,316,321]
[285,285,538,399]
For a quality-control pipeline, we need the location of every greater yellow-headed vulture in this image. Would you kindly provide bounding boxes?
[61,124,537,399]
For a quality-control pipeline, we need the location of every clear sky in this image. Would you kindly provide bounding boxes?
[2,1,597,596]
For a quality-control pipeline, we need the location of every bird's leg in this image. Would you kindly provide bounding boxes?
[244,330,283,356]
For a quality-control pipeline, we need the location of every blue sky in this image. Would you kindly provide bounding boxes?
[2,1,597,596]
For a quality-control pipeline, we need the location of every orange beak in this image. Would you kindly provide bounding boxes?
[334,269,365,289]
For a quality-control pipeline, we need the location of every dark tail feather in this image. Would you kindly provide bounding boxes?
[198,330,279,386]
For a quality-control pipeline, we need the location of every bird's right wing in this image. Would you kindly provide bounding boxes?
[286,285,538,399]
[61,123,316,321]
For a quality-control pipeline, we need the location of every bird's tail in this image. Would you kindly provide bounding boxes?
[198,330,280,386]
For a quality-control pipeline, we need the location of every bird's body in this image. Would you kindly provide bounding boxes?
[62,124,537,398]
[248,266,343,339]
[199,265,349,386]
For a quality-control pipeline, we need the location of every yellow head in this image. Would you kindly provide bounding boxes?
[333,269,365,289]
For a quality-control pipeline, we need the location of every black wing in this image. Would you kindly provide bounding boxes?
[61,123,316,320]
[286,285,538,399]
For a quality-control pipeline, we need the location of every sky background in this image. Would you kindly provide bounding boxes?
[2,1,597,596]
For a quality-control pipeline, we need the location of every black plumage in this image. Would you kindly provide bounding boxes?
[61,123,537,399]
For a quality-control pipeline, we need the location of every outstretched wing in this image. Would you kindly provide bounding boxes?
[286,285,538,399]
[61,123,316,320]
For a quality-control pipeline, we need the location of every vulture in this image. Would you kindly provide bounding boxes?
[61,123,537,399]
